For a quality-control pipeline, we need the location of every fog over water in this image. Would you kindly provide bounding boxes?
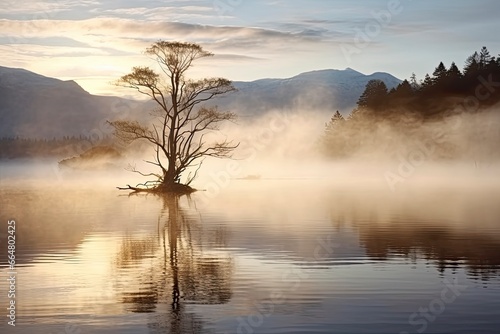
[2,104,500,190]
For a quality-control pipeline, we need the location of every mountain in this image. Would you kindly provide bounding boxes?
[0,66,400,139]
[211,68,401,115]
[0,66,143,139]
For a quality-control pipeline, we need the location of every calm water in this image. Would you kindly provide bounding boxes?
[1,169,500,333]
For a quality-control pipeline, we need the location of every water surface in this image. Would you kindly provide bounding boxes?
[0,173,499,334]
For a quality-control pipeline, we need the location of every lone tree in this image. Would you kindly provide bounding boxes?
[110,41,238,193]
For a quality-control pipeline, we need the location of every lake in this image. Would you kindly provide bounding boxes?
[0,163,499,334]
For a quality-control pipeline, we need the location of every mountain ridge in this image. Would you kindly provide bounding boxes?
[220,68,401,114]
[0,66,401,138]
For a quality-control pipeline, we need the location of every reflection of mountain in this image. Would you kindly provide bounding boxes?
[356,223,500,280]
[114,195,233,333]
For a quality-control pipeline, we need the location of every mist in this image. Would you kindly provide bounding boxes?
[196,103,498,181]
[2,101,499,199]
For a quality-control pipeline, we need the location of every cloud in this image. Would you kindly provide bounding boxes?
[0,17,338,54]
[0,43,109,58]
[96,5,213,15]
[0,17,346,94]
[89,5,224,21]
[0,0,497,98]
[212,54,266,62]
[0,0,99,15]
[0,36,89,47]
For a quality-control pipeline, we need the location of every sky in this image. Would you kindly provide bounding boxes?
[0,0,499,97]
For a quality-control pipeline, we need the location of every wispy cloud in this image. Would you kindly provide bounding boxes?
[0,17,343,93]
[0,0,99,15]
[213,54,266,61]
[0,17,338,53]
[1,43,109,58]
[89,5,224,21]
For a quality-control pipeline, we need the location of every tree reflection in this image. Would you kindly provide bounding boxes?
[326,190,500,281]
[352,221,500,280]
[115,194,233,333]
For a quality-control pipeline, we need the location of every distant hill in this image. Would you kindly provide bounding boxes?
[0,66,400,139]
[0,66,143,138]
[211,68,401,115]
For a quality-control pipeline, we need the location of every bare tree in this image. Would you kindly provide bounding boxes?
[110,41,238,193]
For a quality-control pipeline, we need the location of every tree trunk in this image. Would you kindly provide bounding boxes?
[158,179,195,194]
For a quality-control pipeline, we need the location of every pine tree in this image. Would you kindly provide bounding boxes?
[410,73,420,90]
[464,51,480,76]
[479,46,492,70]
[392,79,413,98]
[421,73,433,89]
[432,62,448,83]
[447,62,462,78]
[357,79,388,110]
[325,110,345,132]
[323,110,347,157]
[445,61,463,93]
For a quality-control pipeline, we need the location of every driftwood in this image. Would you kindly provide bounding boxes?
[117,185,150,192]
